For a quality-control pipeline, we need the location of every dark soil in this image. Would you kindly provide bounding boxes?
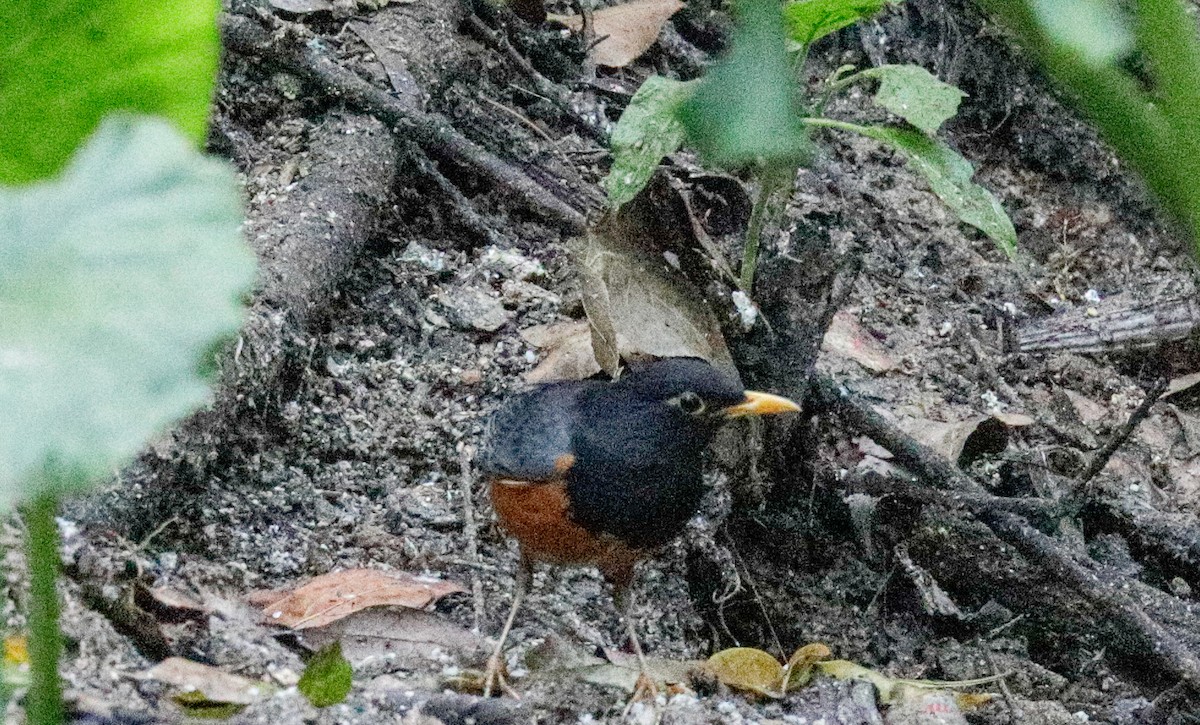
[7,0,1200,723]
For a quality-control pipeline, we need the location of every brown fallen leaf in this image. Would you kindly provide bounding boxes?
[520,321,602,383]
[260,569,465,630]
[301,607,485,666]
[1062,389,1107,425]
[138,657,273,706]
[822,310,897,372]
[550,0,684,68]
[578,180,737,382]
[884,687,972,725]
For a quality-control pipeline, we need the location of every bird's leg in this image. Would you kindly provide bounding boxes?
[612,576,659,710]
[484,554,532,698]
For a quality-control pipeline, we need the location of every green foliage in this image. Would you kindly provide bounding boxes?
[677,0,812,169]
[298,644,353,708]
[980,0,1200,257]
[604,76,697,208]
[0,115,254,510]
[783,0,887,49]
[1028,0,1132,67]
[858,65,966,134]
[0,0,221,185]
[814,120,1017,257]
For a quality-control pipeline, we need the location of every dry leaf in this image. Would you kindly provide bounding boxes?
[822,310,897,372]
[1165,371,1200,399]
[301,607,485,666]
[551,0,684,67]
[819,659,1005,706]
[1062,389,1107,424]
[520,321,602,382]
[899,414,1030,466]
[579,652,700,692]
[578,181,737,382]
[783,643,832,692]
[705,647,783,697]
[269,0,333,12]
[134,584,209,623]
[260,569,465,630]
[138,657,273,706]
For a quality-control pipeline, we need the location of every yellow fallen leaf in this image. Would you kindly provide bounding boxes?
[4,635,28,666]
[782,643,831,693]
[705,647,783,697]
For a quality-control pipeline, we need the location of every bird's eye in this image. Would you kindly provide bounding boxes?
[677,391,705,415]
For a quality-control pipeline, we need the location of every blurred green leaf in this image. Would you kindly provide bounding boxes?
[0,0,221,185]
[1029,0,1133,67]
[860,65,966,134]
[783,0,887,48]
[678,0,812,168]
[863,125,1016,257]
[811,119,1015,256]
[604,76,698,208]
[0,115,254,509]
[299,643,353,708]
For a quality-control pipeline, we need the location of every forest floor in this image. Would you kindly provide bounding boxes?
[6,0,1200,723]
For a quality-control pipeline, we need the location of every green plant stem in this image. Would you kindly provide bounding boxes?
[24,490,62,725]
[740,168,789,292]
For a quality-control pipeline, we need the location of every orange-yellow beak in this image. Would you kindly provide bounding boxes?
[722,390,802,418]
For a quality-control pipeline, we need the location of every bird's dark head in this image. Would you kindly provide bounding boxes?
[619,357,801,421]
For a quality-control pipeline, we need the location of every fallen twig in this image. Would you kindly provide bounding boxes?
[1073,377,1167,490]
[807,374,1200,695]
[220,12,589,233]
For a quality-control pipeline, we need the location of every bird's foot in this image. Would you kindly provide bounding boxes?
[482,653,520,699]
[621,672,661,717]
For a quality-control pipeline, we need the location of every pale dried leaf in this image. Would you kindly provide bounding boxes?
[577,194,737,382]
[551,0,684,68]
[260,569,465,630]
[1165,371,1200,399]
[269,0,333,12]
[520,321,602,382]
[899,414,1026,465]
[301,607,485,666]
[139,657,272,705]
[821,310,896,372]
[578,652,699,692]
[1062,389,1107,425]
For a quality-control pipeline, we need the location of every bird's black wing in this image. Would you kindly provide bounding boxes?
[567,391,706,549]
[477,382,591,481]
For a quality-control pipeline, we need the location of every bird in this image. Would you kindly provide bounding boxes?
[476,356,801,699]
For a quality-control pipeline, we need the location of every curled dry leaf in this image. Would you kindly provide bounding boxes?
[520,321,602,383]
[898,413,1031,466]
[551,0,684,68]
[822,310,897,372]
[260,568,465,630]
[783,643,832,692]
[578,178,737,382]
